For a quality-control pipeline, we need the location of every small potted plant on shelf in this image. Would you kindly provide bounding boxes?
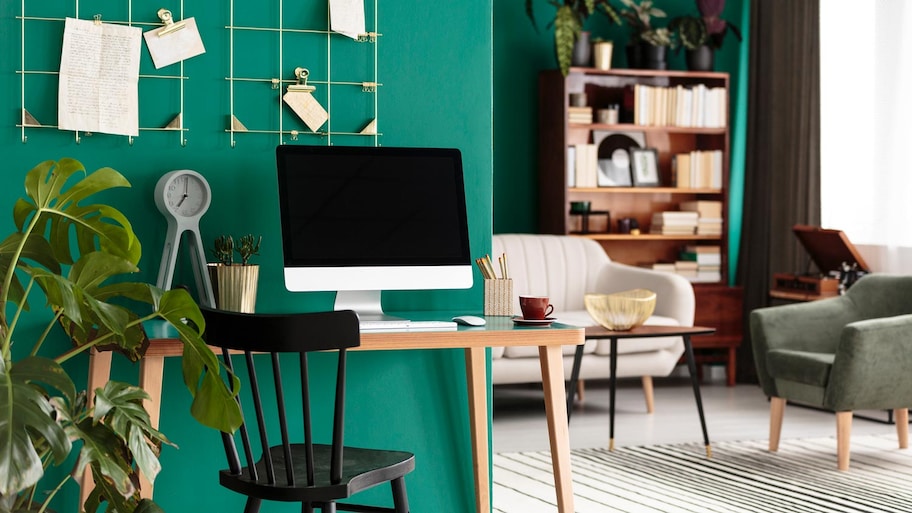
[0,158,241,513]
[524,0,622,76]
[209,233,262,313]
[670,0,742,71]
[618,0,671,69]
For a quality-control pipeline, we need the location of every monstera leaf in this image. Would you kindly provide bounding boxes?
[0,159,242,513]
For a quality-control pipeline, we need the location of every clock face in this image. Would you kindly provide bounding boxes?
[156,171,211,219]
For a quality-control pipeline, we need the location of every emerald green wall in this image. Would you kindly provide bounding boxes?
[1,2,492,512]
[493,0,749,282]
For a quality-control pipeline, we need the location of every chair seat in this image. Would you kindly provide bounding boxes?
[767,349,835,387]
[220,444,415,503]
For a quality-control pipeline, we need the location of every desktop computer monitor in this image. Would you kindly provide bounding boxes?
[276,145,473,320]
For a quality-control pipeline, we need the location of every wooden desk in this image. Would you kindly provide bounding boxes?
[85,315,584,513]
[566,325,716,456]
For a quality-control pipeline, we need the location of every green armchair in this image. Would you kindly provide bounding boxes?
[750,274,912,470]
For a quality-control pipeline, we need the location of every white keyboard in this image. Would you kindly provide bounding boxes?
[359,319,458,331]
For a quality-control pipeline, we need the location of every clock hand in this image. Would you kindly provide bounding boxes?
[176,177,189,207]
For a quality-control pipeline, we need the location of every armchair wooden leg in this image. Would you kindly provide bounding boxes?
[576,379,585,403]
[836,411,852,471]
[641,376,654,414]
[895,408,909,449]
[769,396,785,452]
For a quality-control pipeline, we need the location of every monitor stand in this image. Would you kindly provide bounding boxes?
[334,290,405,322]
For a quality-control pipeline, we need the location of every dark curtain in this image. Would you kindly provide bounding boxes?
[736,0,820,383]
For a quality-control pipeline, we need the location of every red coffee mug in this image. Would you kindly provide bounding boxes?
[519,295,554,320]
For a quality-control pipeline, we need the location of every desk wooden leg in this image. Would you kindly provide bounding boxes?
[465,347,489,513]
[539,345,575,513]
[81,349,114,507]
[137,356,165,499]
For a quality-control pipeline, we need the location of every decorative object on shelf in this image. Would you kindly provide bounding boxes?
[570,201,592,213]
[209,234,262,313]
[0,159,241,513]
[596,104,620,124]
[584,289,657,330]
[593,130,645,187]
[631,147,660,186]
[282,67,329,132]
[593,38,614,69]
[154,169,216,307]
[618,0,669,69]
[524,0,621,76]
[669,0,742,71]
[573,30,592,66]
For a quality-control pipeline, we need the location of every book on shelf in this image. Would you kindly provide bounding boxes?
[567,146,576,188]
[679,250,722,266]
[568,106,593,124]
[673,150,723,189]
[679,200,723,218]
[684,244,721,254]
[631,83,727,128]
[643,261,677,273]
[651,211,700,225]
[573,144,598,188]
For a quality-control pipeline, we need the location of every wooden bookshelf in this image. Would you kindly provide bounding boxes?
[538,67,742,384]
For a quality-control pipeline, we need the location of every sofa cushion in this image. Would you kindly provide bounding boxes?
[767,349,834,387]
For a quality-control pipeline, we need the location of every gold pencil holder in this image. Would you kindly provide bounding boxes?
[484,279,514,316]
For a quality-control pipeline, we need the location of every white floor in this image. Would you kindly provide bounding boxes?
[492,368,903,454]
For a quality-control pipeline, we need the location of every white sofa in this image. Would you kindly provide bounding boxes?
[491,234,695,412]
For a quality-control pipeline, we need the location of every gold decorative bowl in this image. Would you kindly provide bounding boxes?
[584,289,657,331]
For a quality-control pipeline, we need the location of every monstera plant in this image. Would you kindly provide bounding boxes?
[0,159,242,513]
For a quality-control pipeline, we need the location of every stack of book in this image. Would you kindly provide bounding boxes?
[649,211,698,235]
[679,200,723,235]
[568,106,593,124]
[678,244,722,282]
[673,150,723,189]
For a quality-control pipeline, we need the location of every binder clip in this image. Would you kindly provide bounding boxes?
[156,8,186,36]
[287,67,316,93]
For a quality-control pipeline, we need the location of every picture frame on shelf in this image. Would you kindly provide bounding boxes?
[631,148,660,187]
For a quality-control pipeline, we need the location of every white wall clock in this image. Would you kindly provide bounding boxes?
[154,169,216,307]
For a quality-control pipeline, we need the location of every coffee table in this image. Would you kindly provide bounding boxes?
[566,325,717,456]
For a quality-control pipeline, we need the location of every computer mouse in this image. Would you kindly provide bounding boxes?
[452,315,486,327]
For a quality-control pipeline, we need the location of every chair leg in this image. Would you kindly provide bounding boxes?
[641,376,655,414]
[576,379,585,402]
[243,498,262,513]
[895,408,909,449]
[836,411,853,471]
[302,502,314,513]
[321,502,336,513]
[391,477,410,513]
[769,396,785,452]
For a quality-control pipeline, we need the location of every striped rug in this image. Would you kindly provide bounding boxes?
[493,435,912,512]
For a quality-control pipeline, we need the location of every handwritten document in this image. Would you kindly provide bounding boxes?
[143,17,206,69]
[58,17,141,137]
[329,0,365,40]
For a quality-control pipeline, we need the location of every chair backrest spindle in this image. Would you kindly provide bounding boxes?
[271,351,295,486]
[331,348,347,484]
[245,350,276,484]
[300,352,316,486]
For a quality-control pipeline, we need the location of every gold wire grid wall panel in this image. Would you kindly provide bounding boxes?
[16,0,190,146]
[225,0,382,147]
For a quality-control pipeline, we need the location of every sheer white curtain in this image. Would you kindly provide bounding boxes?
[820,0,912,273]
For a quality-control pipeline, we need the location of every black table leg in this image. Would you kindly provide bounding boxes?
[609,337,617,451]
[566,344,585,421]
[682,335,712,457]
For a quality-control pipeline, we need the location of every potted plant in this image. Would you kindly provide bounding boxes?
[525,0,622,76]
[208,233,261,313]
[670,0,742,71]
[0,158,242,513]
[618,0,670,69]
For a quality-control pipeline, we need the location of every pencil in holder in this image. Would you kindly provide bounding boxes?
[484,279,514,316]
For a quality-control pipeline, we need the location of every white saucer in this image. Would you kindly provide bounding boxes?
[512,316,556,326]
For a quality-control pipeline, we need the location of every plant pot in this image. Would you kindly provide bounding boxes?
[686,45,715,71]
[640,43,667,70]
[572,31,592,67]
[593,41,613,70]
[208,263,259,313]
[625,43,641,68]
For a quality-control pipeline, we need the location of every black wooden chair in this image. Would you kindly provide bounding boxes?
[201,307,415,513]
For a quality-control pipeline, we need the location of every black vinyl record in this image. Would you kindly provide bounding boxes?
[596,134,643,187]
